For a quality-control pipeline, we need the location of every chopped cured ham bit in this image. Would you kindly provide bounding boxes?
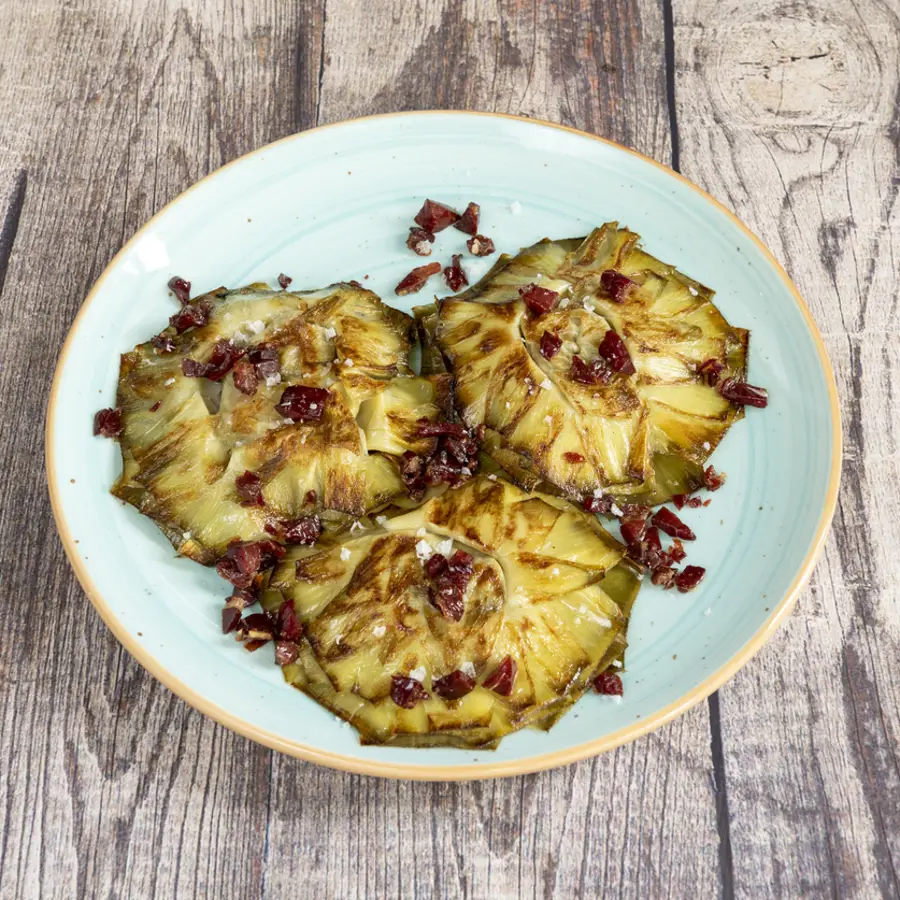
[395,262,441,296]
[414,199,459,233]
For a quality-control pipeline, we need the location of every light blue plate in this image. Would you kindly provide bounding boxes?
[46,112,840,779]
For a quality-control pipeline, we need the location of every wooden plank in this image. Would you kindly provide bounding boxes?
[0,2,322,898]
[260,3,722,899]
[674,0,900,896]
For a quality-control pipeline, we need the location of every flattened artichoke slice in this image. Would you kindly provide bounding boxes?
[434,225,749,505]
[113,281,450,563]
[265,476,637,748]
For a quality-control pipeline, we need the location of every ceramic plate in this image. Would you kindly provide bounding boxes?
[46,112,840,779]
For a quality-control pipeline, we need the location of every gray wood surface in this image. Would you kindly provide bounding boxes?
[0,0,895,897]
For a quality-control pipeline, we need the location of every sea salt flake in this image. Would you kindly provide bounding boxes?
[340,547,351,561]
[416,527,427,537]
[309,403,318,411]
[505,401,511,409]
[265,373,281,387]
[611,659,623,668]
[283,418,294,425]
[164,378,175,386]
[540,379,552,390]
[247,319,265,334]
[460,466,471,476]
[415,539,433,560]
[610,503,623,517]
[559,297,570,309]
[324,326,337,340]
[702,441,711,450]
[551,567,560,576]
[409,666,426,683]
[343,358,354,367]
[487,473,498,481]
[350,520,363,532]
[183,531,192,539]
[373,624,386,637]
[300,434,307,444]
[688,285,699,296]
[437,538,454,556]
[461,661,476,679]
[597,616,612,628]
[375,515,388,526]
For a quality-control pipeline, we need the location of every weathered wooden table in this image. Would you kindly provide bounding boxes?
[1,1,897,897]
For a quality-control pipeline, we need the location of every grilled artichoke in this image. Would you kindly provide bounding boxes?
[113,281,451,563]
[432,225,748,504]
[262,476,640,748]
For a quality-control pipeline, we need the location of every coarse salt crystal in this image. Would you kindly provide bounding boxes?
[247,319,265,334]
[183,531,192,539]
[309,403,318,411]
[375,515,388,526]
[324,326,337,340]
[437,538,453,556]
[300,434,307,444]
[164,378,175,386]
[461,661,476,678]
[460,466,471,476]
[579,604,587,614]
[266,373,282,387]
[610,503,623,517]
[415,539,433,560]
[611,659,623,668]
[343,358,354,367]
[688,285,699,296]
[559,297,570,308]
[283,418,294,425]
[409,667,426,683]
[505,401,511,409]
[593,488,604,498]
[597,616,612,628]
[350,520,363,532]
[340,547,351,561]
[510,201,522,215]
[540,379,552,390]
[702,441,711,450]
[544,415,553,425]
[373,624,386,637]
[551,567,560,576]
[233,330,248,344]
[416,527,427,537]
[487,473,498,481]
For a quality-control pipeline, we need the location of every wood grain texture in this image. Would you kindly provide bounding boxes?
[674,0,900,897]
[0,0,895,897]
